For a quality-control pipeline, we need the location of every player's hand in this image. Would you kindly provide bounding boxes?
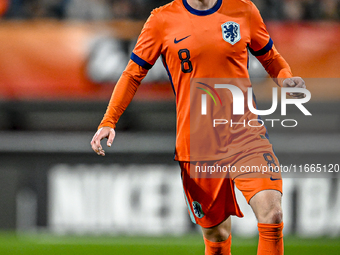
[90,127,115,156]
[282,77,306,98]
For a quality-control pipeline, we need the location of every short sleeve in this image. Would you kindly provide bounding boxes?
[131,10,163,70]
[248,3,273,56]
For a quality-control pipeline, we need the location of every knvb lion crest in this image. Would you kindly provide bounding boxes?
[221,21,241,45]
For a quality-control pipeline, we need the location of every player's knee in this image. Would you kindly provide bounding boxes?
[203,227,231,242]
[202,219,231,242]
[260,207,283,224]
[269,208,283,224]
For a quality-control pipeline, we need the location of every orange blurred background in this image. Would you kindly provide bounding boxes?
[0,20,339,101]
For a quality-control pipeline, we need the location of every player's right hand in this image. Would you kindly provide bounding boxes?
[90,127,115,156]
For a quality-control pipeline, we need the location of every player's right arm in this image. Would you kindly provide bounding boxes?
[90,60,148,156]
[91,126,116,156]
[91,10,162,156]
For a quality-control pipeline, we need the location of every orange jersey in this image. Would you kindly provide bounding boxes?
[99,0,292,161]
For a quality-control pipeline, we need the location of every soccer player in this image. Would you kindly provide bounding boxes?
[91,0,306,254]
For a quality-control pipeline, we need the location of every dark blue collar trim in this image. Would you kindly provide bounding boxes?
[182,0,222,16]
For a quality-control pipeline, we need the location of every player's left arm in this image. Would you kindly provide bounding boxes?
[248,2,306,98]
[256,46,306,98]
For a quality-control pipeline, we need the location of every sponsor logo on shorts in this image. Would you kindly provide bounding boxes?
[192,201,204,218]
[270,176,281,181]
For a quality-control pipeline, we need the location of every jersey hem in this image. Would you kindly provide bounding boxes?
[175,143,274,162]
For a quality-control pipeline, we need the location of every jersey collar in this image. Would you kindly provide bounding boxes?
[182,0,222,16]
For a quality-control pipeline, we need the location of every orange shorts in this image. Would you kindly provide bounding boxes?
[180,147,282,228]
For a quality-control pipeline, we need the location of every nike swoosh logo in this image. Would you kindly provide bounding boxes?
[270,176,281,181]
[174,35,191,44]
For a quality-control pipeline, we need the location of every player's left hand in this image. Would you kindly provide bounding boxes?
[282,77,306,98]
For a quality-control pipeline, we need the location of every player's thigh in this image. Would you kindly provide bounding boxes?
[232,150,282,204]
[180,161,242,228]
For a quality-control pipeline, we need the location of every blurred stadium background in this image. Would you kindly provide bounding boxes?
[0,0,339,254]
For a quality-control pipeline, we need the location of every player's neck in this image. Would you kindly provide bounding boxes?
[186,0,218,10]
